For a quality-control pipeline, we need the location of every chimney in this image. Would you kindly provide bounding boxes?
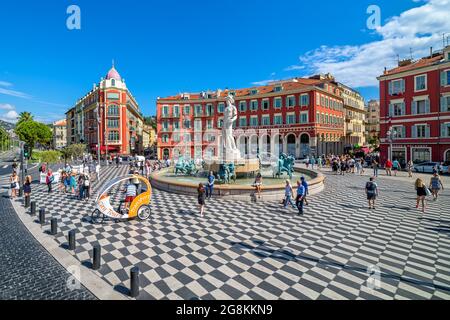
[430,47,433,58]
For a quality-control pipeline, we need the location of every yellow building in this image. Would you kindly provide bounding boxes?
[53,119,67,150]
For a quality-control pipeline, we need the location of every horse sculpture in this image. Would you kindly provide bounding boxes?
[273,153,295,179]
[175,158,198,176]
[218,163,236,184]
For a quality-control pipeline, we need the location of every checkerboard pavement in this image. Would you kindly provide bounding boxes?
[21,165,450,300]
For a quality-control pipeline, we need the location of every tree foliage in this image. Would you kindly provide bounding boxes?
[63,144,87,160]
[17,112,34,127]
[14,120,53,156]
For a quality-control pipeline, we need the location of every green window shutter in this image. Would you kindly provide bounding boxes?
[388,82,393,95]
[441,71,447,86]
[401,102,406,115]
[412,126,417,138]
[389,104,394,117]
[412,101,417,115]
[441,97,446,112]
[441,123,446,137]
[401,79,405,93]
[425,125,430,138]
[425,99,430,113]
[402,126,406,138]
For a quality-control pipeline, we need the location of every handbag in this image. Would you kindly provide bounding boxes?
[11,182,17,189]
[425,187,432,197]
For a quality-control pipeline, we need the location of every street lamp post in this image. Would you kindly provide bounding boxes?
[386,126,398,161]
[96,103,101,166]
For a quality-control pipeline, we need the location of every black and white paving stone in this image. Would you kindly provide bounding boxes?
[14,165,450,300]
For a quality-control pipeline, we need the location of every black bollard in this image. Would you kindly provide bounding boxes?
[39,208,46,225]
[130,267,140,298]
[68,230,76,251]
[92,245,101,270]
[50,218,58,235]
[30,202,36,216]
[24,196,30,208]
[18,188,23,197]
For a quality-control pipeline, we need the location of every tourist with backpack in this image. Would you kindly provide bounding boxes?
[365,177,379,210]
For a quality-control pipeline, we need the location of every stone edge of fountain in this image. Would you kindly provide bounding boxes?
[149,164,325,202]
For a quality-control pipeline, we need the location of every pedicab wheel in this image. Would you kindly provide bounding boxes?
[91,209,101,224]
[137,205,151,221]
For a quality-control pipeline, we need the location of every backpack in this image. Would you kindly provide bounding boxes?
[366,182,376,194]
[84,177,90,187]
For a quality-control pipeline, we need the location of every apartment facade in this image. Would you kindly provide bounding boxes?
[53,119,67,150]
[378,46,450,166]
[156,75,347,160]
[366,99,380,143]
[66,64,144,157]
[339,83,366,149]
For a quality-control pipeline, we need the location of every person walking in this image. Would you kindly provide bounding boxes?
[253,172,263,199]
[197,183,206,217]
[296,180,306,215]
[9,171,20,199]
[385,159,393,176]
[429,173,444,201]
[283,180,297,210]
[407,160,414,178]
[365,177,379,210]
[83,174,91,201]
[300,176,309,206]
[360,158,366,175]
[23,175,32,203]
[78,173,86,200]
[115,156,120,168]
[415,178,427,213]
[69,173,77,195]
[206,171,215,199]
[372,159,379,177]
[392,159,401,176]
[46,170,55,193]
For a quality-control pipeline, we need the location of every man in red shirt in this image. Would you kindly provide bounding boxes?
[385,159,393,176]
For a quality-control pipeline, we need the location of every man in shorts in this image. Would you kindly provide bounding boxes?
[365,177,379,210]
[124,180,137,211]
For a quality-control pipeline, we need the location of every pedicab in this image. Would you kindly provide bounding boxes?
[91,174,152,224]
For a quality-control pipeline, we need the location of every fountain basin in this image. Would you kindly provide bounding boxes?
[149,165,325,202]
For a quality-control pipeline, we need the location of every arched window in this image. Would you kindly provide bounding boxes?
[111,79,116,87]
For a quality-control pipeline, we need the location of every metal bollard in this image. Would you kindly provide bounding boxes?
[130,267,140,298]
[68,230,76,251]
[39,208,46,225]
[50,218,58,235]
[24,196,31,208]
[92,245,101,270]
[30,202,36,216]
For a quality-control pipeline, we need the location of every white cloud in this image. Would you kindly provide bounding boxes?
[0,109,19,123]
[0,103,14,111]
[286,0,450,88]
[251,79,280,86]
[0,81,12,87]
[0,87,31,99]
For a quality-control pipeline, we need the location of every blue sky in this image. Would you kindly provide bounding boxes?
[1,0,449,123]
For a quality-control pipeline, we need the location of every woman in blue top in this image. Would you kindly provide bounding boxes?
[206,171,215,200]
[392,159,401,176]
[283,180,296,210]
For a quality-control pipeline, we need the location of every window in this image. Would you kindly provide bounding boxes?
[111,79,116,87]
[300,112,308,124]
[184,134,191,142]
[274,115,282,125]
[218,103,225,113]
[262,115,270,126]
[274,85,283,92]
[286,96,296,108]
[250,89,258,95]
[320,96,325,107]
[300,94,309,106]
[239,117,247,127]
[206,120,213,129]
[415,75,427,91]
[218,118,223,128]
[250,100,258,111]
[441,123,450,137]
[108,119,119,128]
[173,105,180,117]
[412,148,431,164]
[183,105,191,115]
[161,134,169,143]
[316,112,320,123]
[108,131,120,142]
[413,124,429,138]
[108,105,119,116]
[286,113,296,125]
[274,97,282,108]
[162,105,169,117]
[412,99,429,114]
[239,101,247,112]
[195,105,202,117]
[194,119,202,130]
[184,119,191,129]
[262,99,270,110]
[441,96,450,112]
[441,70,450,86]
[250,116,258,127]
[173,133,180,142]
[392,126,405,138]
[325,97,329,108]
[173,121,180,131]
[206,104,213,116]
[389,102,405,117]
[390,79,405,95]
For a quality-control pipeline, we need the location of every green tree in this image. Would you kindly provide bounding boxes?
[67,143,87,160]
[15,120,53,157]
[16,112,34,127]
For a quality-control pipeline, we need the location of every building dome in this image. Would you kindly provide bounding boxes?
[106,66,122,81]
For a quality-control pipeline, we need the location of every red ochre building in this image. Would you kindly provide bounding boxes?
[378,45,450,166]
[156,74,348,160]
[66,64,145,157]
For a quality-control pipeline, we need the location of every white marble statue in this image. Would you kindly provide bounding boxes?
[222,94,241,160]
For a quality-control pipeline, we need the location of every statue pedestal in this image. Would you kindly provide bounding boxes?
[205,157,260,175]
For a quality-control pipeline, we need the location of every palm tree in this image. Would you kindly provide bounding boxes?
[17,112,34,126]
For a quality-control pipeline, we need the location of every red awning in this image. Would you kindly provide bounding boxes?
[91,145,118,152]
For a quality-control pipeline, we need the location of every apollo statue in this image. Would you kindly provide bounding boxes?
[222,94,241,161]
